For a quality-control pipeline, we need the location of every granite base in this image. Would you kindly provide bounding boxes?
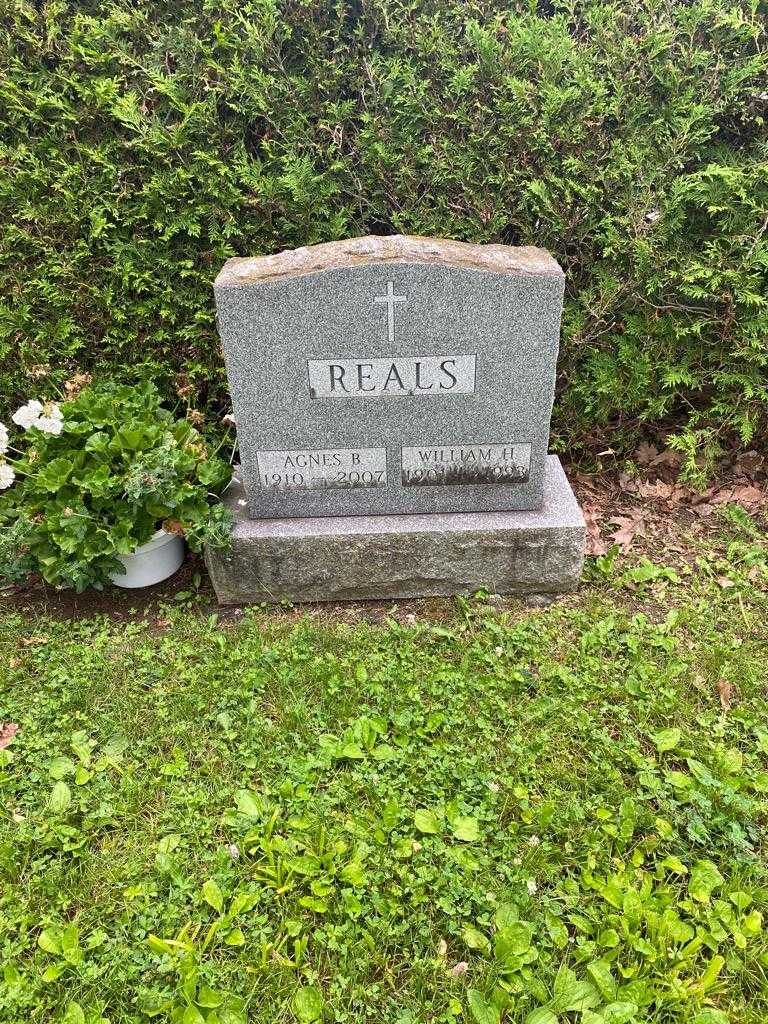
[205,456,585,605]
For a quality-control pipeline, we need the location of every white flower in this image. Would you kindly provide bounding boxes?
[526,878,538,895]
[12,400,43,429]
[11,400,62,433]
[0,423,8,455]
[36,415,63,436]
[528,835,540,847]
[494,645,504,657]
[0,463,15,489]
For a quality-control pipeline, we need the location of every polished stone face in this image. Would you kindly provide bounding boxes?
[214,235,564,518]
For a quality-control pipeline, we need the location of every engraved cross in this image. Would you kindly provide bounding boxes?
[374,280,407,344]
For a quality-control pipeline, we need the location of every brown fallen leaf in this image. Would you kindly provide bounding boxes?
[731,484,764,507]
[8,658,21,670]
[583,505,609,556]
[651,449,683,469]
[618,471,639,494]
[635,442,659,465]
[707,485,765,508]
[20,636,48,647]
[636,479,675,500]
[449,962,469,978]
[692,502,716,518]
[717,678,733,712]
[734,450,764,477]
[0,723,19,749]
[608,513,646,553]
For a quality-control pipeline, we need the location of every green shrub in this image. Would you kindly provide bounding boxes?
[0,381,232,590]
[1,0,766,475]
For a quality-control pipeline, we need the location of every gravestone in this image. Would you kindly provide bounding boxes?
[206,235,585,604]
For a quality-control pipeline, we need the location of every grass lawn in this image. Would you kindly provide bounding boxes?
[1,516,766,1024]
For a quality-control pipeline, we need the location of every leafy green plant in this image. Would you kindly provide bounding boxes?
[618,560,680,592]
[0,381,232,590]
[36,924,85,983]
[139,923,247,1023]
[463,866,763,1024]
[235,791,368,921]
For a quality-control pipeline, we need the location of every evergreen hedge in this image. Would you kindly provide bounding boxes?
[2,0,767,473]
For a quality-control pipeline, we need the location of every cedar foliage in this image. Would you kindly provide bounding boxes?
[1,0,767,473]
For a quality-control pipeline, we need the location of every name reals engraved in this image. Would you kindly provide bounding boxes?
[401,443,532,487]
[257,448,387,491]
[308,355,476,398]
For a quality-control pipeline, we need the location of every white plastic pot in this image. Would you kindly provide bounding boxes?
[109,529,185,589]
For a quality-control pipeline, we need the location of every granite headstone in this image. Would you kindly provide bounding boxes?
[207,235,585,605]
[214,235,565,518]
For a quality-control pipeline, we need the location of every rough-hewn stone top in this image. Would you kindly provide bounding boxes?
[215,234,563,288]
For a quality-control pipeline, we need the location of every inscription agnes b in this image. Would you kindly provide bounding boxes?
[257,448,387,492]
